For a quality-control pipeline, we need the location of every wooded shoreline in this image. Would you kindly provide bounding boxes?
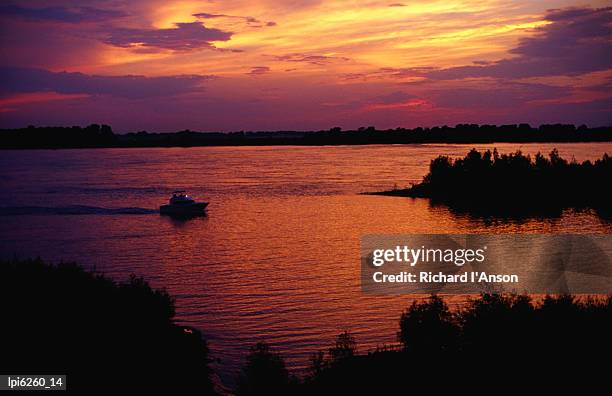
[1,123,611,149]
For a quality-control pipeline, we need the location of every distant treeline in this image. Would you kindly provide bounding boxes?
[1,123,611,149]
[370,148,612,219]
[2,259,610,394]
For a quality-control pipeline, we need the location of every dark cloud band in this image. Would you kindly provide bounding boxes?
[0,68,212,98]
[0,3,125,22]
[104,22,232,51]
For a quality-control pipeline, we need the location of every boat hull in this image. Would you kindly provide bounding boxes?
[160,202,208,216]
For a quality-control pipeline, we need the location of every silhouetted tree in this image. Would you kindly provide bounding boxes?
[0,259,216,394]
[458,293,535,356]
[328,331,357,363]
[398,295,459,353]
[236,343,290,396]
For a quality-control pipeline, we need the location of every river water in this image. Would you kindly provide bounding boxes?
[1,143,610,385]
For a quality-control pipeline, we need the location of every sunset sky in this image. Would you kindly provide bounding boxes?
[1,0,611,132]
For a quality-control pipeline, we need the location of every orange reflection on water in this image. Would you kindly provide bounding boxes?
[0,142,610,384]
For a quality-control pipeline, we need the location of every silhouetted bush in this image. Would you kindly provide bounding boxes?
[328,331,357,363]
[458,293,536,357]
[396,293,610,358]
[304,330,359,381]
[302,331,401,395]
[236,342,292,396]
[0,259,216,394]
[398,295,459,353]
[301,293,610,393]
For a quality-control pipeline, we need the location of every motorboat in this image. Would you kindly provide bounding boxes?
[160,191,208,216]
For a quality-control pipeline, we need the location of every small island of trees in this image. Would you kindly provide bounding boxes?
[368,148,612,219]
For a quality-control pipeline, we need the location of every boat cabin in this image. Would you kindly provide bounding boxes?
[169,191,194,205]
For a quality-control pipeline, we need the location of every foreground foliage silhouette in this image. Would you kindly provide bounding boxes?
[2,260,609,394]
[370,148,612,218]
[0,259,216,394]
[236,342,294,396]
[240,294,610,394]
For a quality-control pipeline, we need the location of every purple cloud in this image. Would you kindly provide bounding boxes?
[104,22,232,51]
[247,66,270,75]
[372,91,416,104]
[273,53,350,65]
[0,3,125,22]
[341,67,432,81]
[0,67,212,98]
[193,12,276,28]
[193,12,228,19]
[426,6,612,80]
[431,83,571,109]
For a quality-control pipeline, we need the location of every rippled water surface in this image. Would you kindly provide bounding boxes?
[1,143,610,385]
